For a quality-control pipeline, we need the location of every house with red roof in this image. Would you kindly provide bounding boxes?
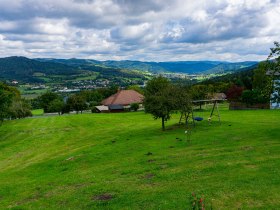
[98,90,144,112]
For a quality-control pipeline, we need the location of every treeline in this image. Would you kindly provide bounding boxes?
[31,87,119,115]
[0,82,32,123]
[0,56,79,83]
[190,62,272,105]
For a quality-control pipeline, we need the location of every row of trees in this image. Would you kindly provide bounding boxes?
[0,82,32,123]
[32,87,119,115]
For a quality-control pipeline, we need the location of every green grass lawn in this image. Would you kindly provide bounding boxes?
[0,108,280,209]
[31,109,44,116]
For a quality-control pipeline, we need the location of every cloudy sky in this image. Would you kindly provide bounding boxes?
[0,0,279,61]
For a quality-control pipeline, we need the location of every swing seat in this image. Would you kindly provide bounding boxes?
[194,117,203,121]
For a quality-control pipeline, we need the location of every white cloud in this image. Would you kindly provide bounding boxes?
[0,0,279,61]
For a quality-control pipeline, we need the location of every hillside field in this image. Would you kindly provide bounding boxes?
[0,107,280,209]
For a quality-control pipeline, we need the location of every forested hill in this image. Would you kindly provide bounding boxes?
[201,63,258,89]
[0,56,145,83]
[39,58,258,74]
[0,56,78,82]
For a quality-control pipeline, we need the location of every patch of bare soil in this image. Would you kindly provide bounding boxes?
[241,146,254,151]
[92,193,114,201]
[144,173,155,179]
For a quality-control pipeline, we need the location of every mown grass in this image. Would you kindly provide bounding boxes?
[0,106,279,209]
[31,109,44,116]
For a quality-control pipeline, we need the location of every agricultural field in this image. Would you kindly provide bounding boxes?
[0,107,280,209]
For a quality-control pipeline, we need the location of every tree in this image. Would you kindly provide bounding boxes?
[144,76,175,131]
[268,41,280,74]
[48,98,64,115]
[80,90,103,105]
[226,85,244,101]
[190,85,210,109]
[0,82,32,123]
[126,85,144,94]
[252,62,272,103]
[39,91,60,113]
[172,85,192,114]
[8,98,32,119]
[130,103,139,111]
[0,82,20,123]
[67,94,87,114]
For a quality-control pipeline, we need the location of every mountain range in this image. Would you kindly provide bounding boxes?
[0,56,259,83]
[38,58,258,74]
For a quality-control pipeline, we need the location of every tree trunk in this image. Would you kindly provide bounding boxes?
[162,117,165,131]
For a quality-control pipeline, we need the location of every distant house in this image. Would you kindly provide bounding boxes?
[207,92,227,100]
[101,90,144,112]
[271,79,280,109]
[266,70,280,109]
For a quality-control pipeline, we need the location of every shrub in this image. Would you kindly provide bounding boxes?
[130,103,139,111]
[226,85,244,101]
[242,89,269,105]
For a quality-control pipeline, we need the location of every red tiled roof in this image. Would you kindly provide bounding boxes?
[102,90,144,106]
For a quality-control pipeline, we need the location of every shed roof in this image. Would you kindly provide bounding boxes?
[102,90,144,106]
[95,105,109,111]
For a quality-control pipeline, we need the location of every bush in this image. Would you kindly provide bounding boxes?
[242,89,269,105]
[130,103,139,111]
[226,85,244,101]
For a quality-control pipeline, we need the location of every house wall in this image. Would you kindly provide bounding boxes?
[271,79,280,109]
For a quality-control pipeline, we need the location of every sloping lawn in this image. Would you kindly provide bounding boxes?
[0,108,279,209]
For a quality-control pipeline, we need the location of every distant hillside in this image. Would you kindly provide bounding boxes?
[203,61,258,74]
[0,56,78,82]
[0,57,145,83]
[42,58,258,74]
[201,63,258,89]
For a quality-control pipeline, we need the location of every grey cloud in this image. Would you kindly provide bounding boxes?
[0,0,279,61]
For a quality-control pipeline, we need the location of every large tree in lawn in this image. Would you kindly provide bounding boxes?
[0,82,20,123]
[144,76,176,131]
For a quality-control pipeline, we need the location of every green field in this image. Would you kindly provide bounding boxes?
[31,109,44,116]
[0,108,280,209]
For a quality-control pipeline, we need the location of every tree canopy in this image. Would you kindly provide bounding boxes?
[144,76,192,131]
[0,82,32,123]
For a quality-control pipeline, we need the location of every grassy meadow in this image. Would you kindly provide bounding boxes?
[0,106,280,209]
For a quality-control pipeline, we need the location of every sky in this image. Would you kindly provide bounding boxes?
[0,0,280,62]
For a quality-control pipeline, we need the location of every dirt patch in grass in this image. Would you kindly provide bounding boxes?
[93,193,114,201]
[159,164,168,169]
[241,146,254,151]
[13,194,41,207]
[144,173,155,179]
[147,159,155,163]
[63,127,72,132]
[244,164,258,169]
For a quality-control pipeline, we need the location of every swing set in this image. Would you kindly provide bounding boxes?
[179,99,224,127]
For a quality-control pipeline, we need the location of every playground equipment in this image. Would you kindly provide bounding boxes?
[179,99,224,126]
